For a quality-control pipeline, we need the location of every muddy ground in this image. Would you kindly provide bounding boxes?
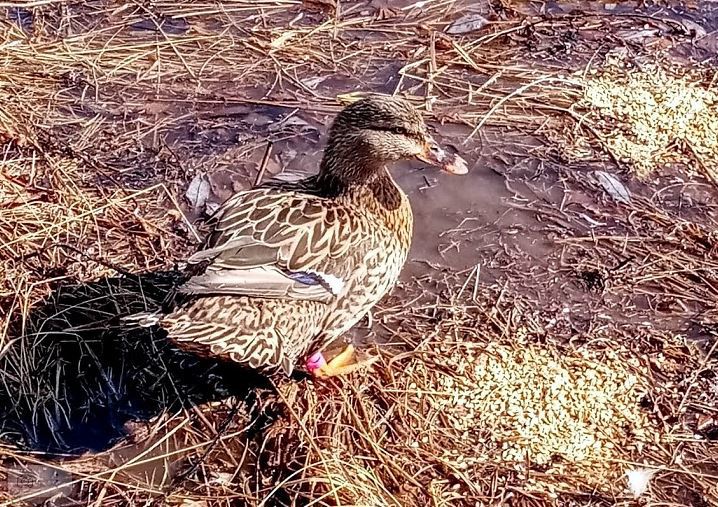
[1,0,718,505]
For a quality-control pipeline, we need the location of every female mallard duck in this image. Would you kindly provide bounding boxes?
[139,96,467,378]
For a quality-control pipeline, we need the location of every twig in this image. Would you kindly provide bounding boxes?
[254,140,273,187]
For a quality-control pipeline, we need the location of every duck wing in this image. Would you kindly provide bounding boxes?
[179,188,363,302]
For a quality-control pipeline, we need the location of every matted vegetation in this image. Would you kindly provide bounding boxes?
[1,1,717,506]
[264,285,717,505]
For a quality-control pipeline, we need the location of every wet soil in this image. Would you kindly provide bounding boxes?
[2,0,718,503]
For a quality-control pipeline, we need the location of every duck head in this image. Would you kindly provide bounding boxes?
[318,95,468,189]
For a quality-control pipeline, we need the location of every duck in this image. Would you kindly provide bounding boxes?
[133,95,467,378]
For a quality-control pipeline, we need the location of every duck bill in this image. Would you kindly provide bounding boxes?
[416,136,469,175]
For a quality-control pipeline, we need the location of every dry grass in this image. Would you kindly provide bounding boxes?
[543,168,718,326]
[1,1,718,506]
[264,286,718,506]
[0,154,195,337]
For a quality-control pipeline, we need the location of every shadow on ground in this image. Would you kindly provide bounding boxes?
[0,271,268,454]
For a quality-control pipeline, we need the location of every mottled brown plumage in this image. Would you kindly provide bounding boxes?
[137,96,465,376]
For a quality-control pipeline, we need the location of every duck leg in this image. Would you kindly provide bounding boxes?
[310,345,377,378]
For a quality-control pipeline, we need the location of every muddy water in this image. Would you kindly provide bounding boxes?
[396,159,515,280]
[394,135,553,282]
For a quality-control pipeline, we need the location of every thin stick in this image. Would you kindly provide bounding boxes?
[254,140,274,187]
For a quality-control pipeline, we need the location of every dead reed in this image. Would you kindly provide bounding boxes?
[1,1,717,506]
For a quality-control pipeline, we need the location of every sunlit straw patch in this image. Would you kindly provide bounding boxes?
[406,338,652,486]
[580,60,718,179]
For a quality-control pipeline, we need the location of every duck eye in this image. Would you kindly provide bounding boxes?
[389,126,411,136]
[371,124,417,137]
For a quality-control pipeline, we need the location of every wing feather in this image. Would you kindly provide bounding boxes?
[180,188,367,301]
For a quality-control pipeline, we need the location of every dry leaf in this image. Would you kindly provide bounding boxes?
[186,172,211,212]
[594,170,631,204]
[626,468,656,498]
[446,14,489,35]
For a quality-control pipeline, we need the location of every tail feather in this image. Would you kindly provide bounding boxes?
[121,311,162,328]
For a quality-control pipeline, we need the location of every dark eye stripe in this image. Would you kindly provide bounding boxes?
[372,125,418,137]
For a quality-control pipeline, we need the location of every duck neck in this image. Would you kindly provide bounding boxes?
[315,147,412,249]
[317,145,403,211]
[317,142,374,193]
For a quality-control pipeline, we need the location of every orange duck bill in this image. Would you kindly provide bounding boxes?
[416,135,469,175]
